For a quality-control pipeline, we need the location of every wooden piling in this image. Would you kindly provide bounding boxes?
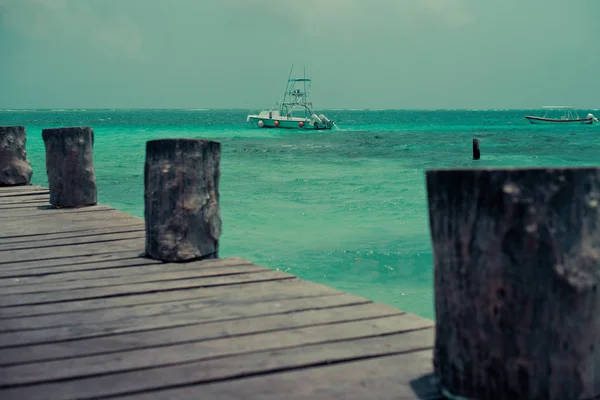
[144,138,221,262]
[426,167,600,400]
[472,138,480,160]
[0,126,33,186]
[42,127,97,208]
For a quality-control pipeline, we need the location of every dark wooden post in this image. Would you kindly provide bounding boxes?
[426,167,600,400]
[144,138,221,262]
[472,138,480,160]
[0,126,33,186]
[42,127,97,207]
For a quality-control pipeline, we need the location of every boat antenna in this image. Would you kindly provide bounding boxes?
[283,65,294,100]
[303,66,307,110]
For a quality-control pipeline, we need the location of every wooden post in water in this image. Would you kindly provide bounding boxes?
[42,127,97,207]
[144,138,221,262]
[426,167,600,400]
[0,126,33,186]
[472,138,480,160]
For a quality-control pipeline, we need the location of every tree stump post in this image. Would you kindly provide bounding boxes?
[0,126,33,186]
[42,127,97,207]
[472,138,480,160]
[144,138,221,262]
[426,167,600,400]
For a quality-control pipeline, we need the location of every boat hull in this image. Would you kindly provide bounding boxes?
[525,116,594,125]
[247,116,333,130]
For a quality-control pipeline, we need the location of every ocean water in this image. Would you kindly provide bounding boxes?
[2,108,599,319]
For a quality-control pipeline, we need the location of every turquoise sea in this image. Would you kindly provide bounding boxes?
[2,109,599,319]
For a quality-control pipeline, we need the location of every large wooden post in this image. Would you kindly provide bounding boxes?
[0,126,33,186]
[144,138,221,262]
[42,127,97,207]
[426,167,600,400]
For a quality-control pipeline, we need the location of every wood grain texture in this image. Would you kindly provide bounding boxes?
[0,255,246,283]
[0,328,436,400]
[0,126,33,186]
[0,185,46,192]
[0,278,341,319]
[0,270,294,309]
[0,295,382,364]
[427,167,600,400]
[42,127,97,207]
[0,190,48,198]
[144,139,221,261]
[0,184,438,399]
[0,314,431,388]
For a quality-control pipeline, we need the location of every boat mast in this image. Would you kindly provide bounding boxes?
[281,65,294,115]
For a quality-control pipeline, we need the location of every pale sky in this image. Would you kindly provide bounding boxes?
[0,0,598,109]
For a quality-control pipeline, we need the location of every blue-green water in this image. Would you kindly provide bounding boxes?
[2,109,599,319]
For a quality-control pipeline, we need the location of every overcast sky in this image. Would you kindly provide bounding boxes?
[0,0,598,109]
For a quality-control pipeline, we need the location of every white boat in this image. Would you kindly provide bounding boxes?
[247,66,335,130]
[525,106,598,125]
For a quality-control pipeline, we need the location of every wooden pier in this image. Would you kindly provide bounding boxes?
[0,185,440,400]
[5,125,597,400]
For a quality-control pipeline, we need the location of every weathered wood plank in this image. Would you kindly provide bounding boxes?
[0,196,49,205]
[0,230,145,253]
[0,205,114,219]
[0,185,47,192]
[0,294,381,360]
[0,285,340,335]
[0,256,248,283]
[0,237,145,264]
[0,263,265,296]
[0,291,366,346]
[0,213,143,237]
[0,190,49,198]
[0,278,341,319]
[0,250,146,274]
[0,270,294,308]
[0,224,144,246]
[0,313,431,388]
[0,228,144,251]
[112,349,439,400]
[0,328,436,400]
[0,202,50,210]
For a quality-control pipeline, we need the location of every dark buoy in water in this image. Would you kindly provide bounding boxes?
[472,138,480,160]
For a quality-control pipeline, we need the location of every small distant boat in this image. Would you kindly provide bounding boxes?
[246,66,335,130]
[525,106,598,125]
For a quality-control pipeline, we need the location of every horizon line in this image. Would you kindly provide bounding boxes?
[2,107,598,111]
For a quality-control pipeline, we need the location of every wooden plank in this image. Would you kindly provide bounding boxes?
[0,236,145,264]
[0,202,50,210]
[0,294,380,360]
[0,185,47,192]
[0,313,432,388]
[0,213,143,237]
[0,256,248,283]
[0,282,339,334]
[0,256,158,279]
[0,224,144,245]
[0,263,265,296]
[0,190,49,198]
[0,230,145,253]
[0,290,364,347]
[0,250,147,274]
[0,196,49,205]
[110,350,439,400]
[0,278,341,319]
[0,328,437,400]
[0,270,294,308]
[0,205,114,219]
